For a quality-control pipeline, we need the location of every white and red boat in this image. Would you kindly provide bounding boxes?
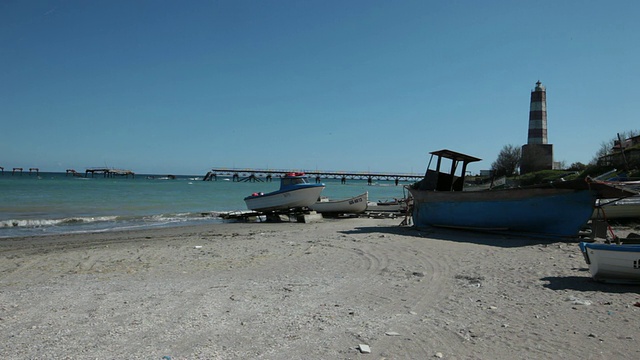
[244,172,324,212]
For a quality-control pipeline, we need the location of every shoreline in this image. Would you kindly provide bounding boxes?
[0,215,227,240]
[2,219,639,359]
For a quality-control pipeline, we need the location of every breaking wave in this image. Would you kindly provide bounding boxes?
[0,216,119,229]
[0,212,224,238]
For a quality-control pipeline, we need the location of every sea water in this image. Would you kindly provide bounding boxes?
[0,172,411,238]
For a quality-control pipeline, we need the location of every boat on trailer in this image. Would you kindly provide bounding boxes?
[244,172,325,212]
[406,149,637,238]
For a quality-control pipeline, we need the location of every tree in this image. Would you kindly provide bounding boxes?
[492,144,521,177]
[591,141,611,165]
[556,160,567,170]
[568,162,587,171]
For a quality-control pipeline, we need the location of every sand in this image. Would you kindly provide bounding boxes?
[1,218,640,359]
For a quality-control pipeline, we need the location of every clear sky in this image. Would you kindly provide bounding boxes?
[2,1,639,176]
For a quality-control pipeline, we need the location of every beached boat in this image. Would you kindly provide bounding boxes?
[406,149,637,238]
[309,192,368,214]
[579,242,640,283]
[244,172,325,212]
[593,195,640,220]
[366,198,408,213]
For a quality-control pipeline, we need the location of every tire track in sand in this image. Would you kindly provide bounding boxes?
[315,228,458,358]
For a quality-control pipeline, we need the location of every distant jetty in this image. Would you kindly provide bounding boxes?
[203,167,422,184]
[84,168,135,178]
[0,166,134,178]
[0,167,40,176]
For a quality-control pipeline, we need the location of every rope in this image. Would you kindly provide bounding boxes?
[594,206,619,243]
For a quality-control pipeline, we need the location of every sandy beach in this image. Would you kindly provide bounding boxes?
[1,218,639,359]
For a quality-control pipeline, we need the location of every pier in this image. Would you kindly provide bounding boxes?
[203,168,422,184]
[85,168,135,178]
[66,169,84,177]
[1,167,39,176]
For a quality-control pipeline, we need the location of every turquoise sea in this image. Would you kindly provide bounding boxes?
[0,172,412,238]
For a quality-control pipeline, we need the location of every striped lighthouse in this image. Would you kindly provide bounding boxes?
[528,80,547,144]
[520,80,553,174]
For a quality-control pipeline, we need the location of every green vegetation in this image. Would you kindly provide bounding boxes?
[516,170,580,186]
[491,144,520,177]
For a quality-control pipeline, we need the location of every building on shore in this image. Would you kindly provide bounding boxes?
[597,134,640,169]
[521,81,554,174]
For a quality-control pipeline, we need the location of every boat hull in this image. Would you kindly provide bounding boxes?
[408,187,597,237]
[366,200,407,213]
[309,192,368,214]
[592,195,640,219]
[244,185,324,212]
[579,242,640,283]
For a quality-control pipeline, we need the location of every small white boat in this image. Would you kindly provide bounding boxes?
[309,192,368,214]
[366,198,408,213]
[244,172,325,212]
[592,195,640,219]
[579,242,640,283]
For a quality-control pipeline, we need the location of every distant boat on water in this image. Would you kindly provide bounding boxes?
[406,149,638,238]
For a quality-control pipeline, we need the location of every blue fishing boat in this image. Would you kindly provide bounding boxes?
[406,149,636,238]
[244,172,325,212]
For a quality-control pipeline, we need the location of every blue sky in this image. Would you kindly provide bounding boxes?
[2,1,639,176]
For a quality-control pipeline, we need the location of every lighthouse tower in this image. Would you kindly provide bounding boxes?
[528,80,547,144]
[520,81,553,174]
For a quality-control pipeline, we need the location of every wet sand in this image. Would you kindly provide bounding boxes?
[1,218,639,359]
